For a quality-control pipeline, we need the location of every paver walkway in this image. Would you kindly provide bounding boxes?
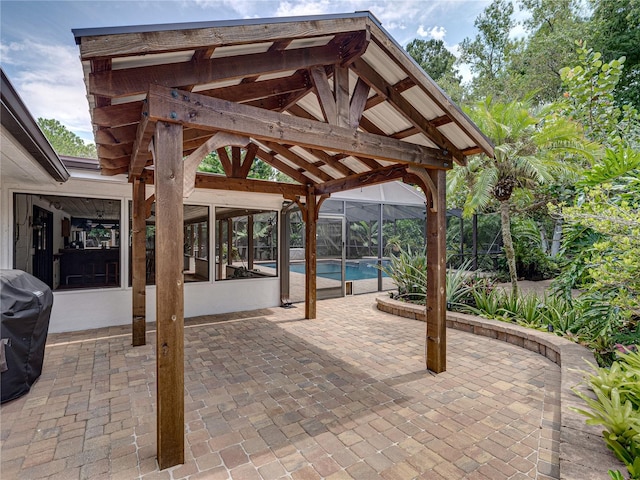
[0,293,560,479]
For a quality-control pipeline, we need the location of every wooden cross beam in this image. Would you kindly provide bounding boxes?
[144,85,454,169]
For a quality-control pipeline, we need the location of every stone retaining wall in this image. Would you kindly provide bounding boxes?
[376,296,625,480]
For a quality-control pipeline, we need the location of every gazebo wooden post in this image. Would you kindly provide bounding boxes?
[425,168,447,373]
[305,187,317,319]
[154,121,185,469]
[132,176,147,346]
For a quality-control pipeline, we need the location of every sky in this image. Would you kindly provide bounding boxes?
[0,0,524,143]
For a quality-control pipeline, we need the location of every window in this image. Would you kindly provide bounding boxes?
[128,203,210,285]
[215,207,278,280]
[13,193,121,290]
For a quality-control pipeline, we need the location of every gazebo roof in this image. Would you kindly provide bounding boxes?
[73,11,493,195]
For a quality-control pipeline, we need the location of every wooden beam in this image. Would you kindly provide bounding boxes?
[334,66,350,128]
[406,165,439,212]
[315,164,408,195]
[425,168,446,373]
[194,174,306,196]
[90,43,346,99]
[78,16,371,60]
[93,102,143,127]
[366,28,494,158]
[154,121,185,469]
[263,141,333,182]
[183,132,249,197]
[197,70,312,104]
[303,148,355,176]
[351,58,465,165]
[95,124,138,145]
[231,146,241,177]
[349,78,370,128]
[99,156,131,170]
[237,143,259,179]
[305,186,317,319]
[255,148,311,185]
[130,103,155,178]
[132,176,147,347]
[310,66,337,125]
[217,148,232,177]
[146,85,454,168]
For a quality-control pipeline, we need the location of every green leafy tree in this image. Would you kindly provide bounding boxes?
[555,147,640,314]
[37,118,97,158]
[587,0,640,110]
[197,148,277,180]
[559,44,640,148]
[458,0,516,99]
[506,0,587,103]
[406,39,465,101]
[448,97,596,295]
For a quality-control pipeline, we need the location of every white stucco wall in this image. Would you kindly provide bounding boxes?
[2,171,284,333]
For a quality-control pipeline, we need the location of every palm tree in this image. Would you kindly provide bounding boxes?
[448,97,597,295]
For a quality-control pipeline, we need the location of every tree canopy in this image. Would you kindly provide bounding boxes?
[37,118,97,158]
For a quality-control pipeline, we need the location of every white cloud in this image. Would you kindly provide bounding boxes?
[275,0,333,17]
[417,25,446,41]
[2,40,93,141]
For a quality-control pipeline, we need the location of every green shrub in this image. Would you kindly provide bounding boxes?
[574,350,640,479]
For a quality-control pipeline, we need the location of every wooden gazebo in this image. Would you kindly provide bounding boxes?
[74,12,493,468]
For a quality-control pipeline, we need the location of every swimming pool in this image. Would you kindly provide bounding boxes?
[266,260,389,281]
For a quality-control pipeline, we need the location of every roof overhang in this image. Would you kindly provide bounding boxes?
[1,69,69,183]
[73,11,493,196]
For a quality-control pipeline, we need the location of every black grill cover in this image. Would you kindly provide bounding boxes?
[1,270,53,404]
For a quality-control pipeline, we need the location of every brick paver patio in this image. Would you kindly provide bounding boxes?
[0,293,560,479]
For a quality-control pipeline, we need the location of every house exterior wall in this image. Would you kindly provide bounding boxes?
[2,169,283,333]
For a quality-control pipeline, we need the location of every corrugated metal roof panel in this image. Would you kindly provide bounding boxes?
[437,123,477,151]
[363,103,412,135]
[341,157,369,173]
[402,133,439,149]
[256,70,297,82]
[361,42,405,85]
[111,93,147,105]
[297,93,324,121]
[401,86,446,120]
[192,78,242,92]
[111,51,194,70]
[286,35,333,49]
[211,42,273,58]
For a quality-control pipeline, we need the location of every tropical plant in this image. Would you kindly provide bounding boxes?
[574,350,640,478]
[448,97,596,296]
[555,147,640,316]
[379,244,427,302]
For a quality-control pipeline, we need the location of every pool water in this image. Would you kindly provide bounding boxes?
[267,260,389,281]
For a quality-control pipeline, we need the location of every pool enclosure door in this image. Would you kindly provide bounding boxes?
[316,215,346,300]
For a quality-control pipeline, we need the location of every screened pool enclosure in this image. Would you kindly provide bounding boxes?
[282,182,428,303]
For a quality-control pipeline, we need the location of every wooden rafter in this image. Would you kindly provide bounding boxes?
[315,164,408,195]
[194,174,307,196]
[349,77,370,128]
[255,148,311,185]
[263,141,333,182]
[366,28,493,157]
[89,36,367,99]
[351,58,465,165]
